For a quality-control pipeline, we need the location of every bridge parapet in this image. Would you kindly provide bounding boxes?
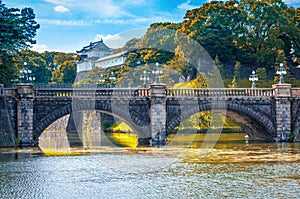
[3,88,17,97]
[166,88,274,98]
[34,88,150,98]
[291,88,300,98]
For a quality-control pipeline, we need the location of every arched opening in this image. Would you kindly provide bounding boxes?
[168,111,243,147]
[36,104,149,154]
[167,102,276,144]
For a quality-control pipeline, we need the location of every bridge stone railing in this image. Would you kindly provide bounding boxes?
[34,88,150,98]
[291,88,300,97]
[166,88,275,97]
[3,88,17,97]
[3,87,276,98]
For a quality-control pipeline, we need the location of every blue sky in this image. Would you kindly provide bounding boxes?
[3,0,299,53]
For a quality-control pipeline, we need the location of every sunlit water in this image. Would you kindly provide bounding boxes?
[1,140,300,198]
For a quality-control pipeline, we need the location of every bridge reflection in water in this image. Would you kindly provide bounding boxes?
[36,110,247,156]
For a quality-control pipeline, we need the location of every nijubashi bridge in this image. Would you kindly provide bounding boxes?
[1,83,300,146]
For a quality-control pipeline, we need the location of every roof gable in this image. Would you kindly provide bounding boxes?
[77,39,114,53]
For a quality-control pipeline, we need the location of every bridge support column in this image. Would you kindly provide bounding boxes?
[16,83,35,147]
[150,84,167,143]
[273,84,292,141]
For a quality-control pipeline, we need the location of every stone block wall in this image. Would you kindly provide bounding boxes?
[0,96,15,147]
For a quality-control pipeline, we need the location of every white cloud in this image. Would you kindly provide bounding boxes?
[30,44,50,52]
[93,28,147,48]
[283,0,300,7]
[38,19,89,26]
[122,0,147,6]
[44,0,128,18]
[95,34,122,42]
[39,16,169,26]
[54,5,69,13]
[177,0,199,10]
[94,33,124,48]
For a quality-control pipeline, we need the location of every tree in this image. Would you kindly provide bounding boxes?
[20,50,52,83]
[234,61,241,85]
[51,56,77,84]
[42,51,59,71]
[61,60,76,83]
[79,66,104,85]
[0,1,39,85]
[50,52,77,84]
[256,67,267,82]
[229,61,241,88]
[273,49,288,83]
[179,0,299,78]
[235,0,299,67]
[214,55,224,79]
[181,1,240,63]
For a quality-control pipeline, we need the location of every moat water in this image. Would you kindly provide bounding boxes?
[1,136,300,198]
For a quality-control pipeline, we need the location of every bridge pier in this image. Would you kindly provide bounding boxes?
[16,83,35,147]
[273,84,292,141]
[150,84,167,143]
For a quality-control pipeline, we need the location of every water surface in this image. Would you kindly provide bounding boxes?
[0,141,300,198]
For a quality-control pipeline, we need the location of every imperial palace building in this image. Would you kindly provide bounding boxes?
[76,39,128,79]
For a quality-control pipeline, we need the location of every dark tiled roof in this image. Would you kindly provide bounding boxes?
[76,39,113,53]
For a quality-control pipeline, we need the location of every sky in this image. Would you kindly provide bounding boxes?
[3,0,300,53]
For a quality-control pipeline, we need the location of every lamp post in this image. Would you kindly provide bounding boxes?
[19,62,35,83]
[249,71,258,88]
[99,74,105,88]
[276,63,287,84]
[152,62,163,84]
[109,71,116,88]
[140,70,149,88]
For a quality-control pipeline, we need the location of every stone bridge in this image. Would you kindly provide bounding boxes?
[1,83,300,146]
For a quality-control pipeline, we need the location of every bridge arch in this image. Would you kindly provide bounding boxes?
[34,102,151,141]
[167,101,276,141]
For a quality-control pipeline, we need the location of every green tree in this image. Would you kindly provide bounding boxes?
[181,1,240,63]
[273,49,288,83]
[50,53,77,84]
[256,67,267,79]
[179,0,299,76]
[234,61,241,85]
[42,51,59,71]
[0,1,39,85]
[214,55,224,79]
[20,50,52,84]
[236,0,299,66]
[61,60,76,83]
[80,66,105,85]
[229,61,241,88]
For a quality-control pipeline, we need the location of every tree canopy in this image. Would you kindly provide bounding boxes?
[1,0,299,87]
[181,0,299,67]
[0,0,40,85]
[123,0,300,85]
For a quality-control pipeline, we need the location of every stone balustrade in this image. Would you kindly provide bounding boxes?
[291,88,300,97]
[166,88,275,97]
[3,88,17,97]
[3,87,277,98]
[34,88,150,98]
